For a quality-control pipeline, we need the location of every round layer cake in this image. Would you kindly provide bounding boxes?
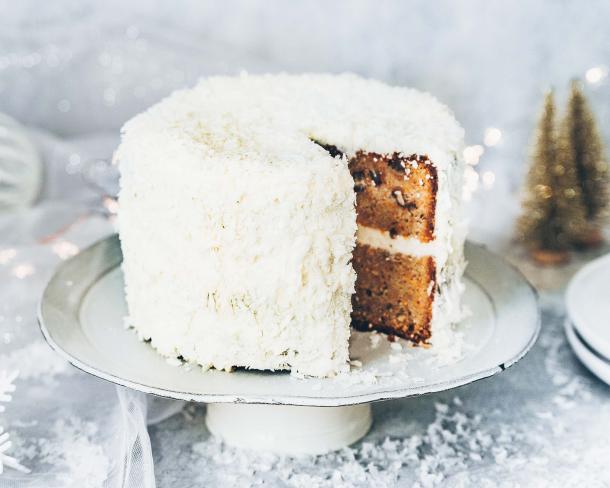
[116,73,465,378]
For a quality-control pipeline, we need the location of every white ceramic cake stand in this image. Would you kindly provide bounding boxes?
[38,235,539,455]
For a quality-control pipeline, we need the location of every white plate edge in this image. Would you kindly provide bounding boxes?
[563,318,610,386]
[37,236,541,407]
[565,253,610,360]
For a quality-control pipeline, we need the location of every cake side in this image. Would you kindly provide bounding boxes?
[117,112,357,378]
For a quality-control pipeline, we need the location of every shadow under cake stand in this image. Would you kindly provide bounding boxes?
[38,236,539,455]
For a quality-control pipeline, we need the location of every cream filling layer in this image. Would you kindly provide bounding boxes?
[356,225,441,258]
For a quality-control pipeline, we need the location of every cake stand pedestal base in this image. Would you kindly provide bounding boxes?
[205,402,373,455]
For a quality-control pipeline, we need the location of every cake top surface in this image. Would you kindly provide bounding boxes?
[120,73,464,169]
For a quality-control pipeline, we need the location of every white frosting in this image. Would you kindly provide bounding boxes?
[430,155,467,351]
[356,226,442,257]
[117,73,465,377]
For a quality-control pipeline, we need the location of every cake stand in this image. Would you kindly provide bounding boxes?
[38,235,539,455]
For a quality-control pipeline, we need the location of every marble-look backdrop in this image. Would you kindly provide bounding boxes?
[0,0,609,244]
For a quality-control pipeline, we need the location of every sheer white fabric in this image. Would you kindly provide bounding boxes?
[0,129,183,487]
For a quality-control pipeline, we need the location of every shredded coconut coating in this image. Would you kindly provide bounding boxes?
[117,73,464,377]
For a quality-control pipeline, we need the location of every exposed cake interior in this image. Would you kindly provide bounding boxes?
[315,144,458,344]
[351,151,438,342]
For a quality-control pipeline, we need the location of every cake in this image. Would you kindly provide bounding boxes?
[117,73,466,378]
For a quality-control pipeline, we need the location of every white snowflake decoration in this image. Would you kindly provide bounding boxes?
[0,370,17,413]
[0,370,29,474]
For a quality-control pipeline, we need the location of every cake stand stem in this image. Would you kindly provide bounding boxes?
[205,402,372,455]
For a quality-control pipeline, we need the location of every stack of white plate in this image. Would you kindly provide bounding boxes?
[565,253,610,386]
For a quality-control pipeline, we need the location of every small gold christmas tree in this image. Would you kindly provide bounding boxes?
[516,90,588,264]
[557,80,609,247]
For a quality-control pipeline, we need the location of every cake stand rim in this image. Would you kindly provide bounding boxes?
[37,235,540,407]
